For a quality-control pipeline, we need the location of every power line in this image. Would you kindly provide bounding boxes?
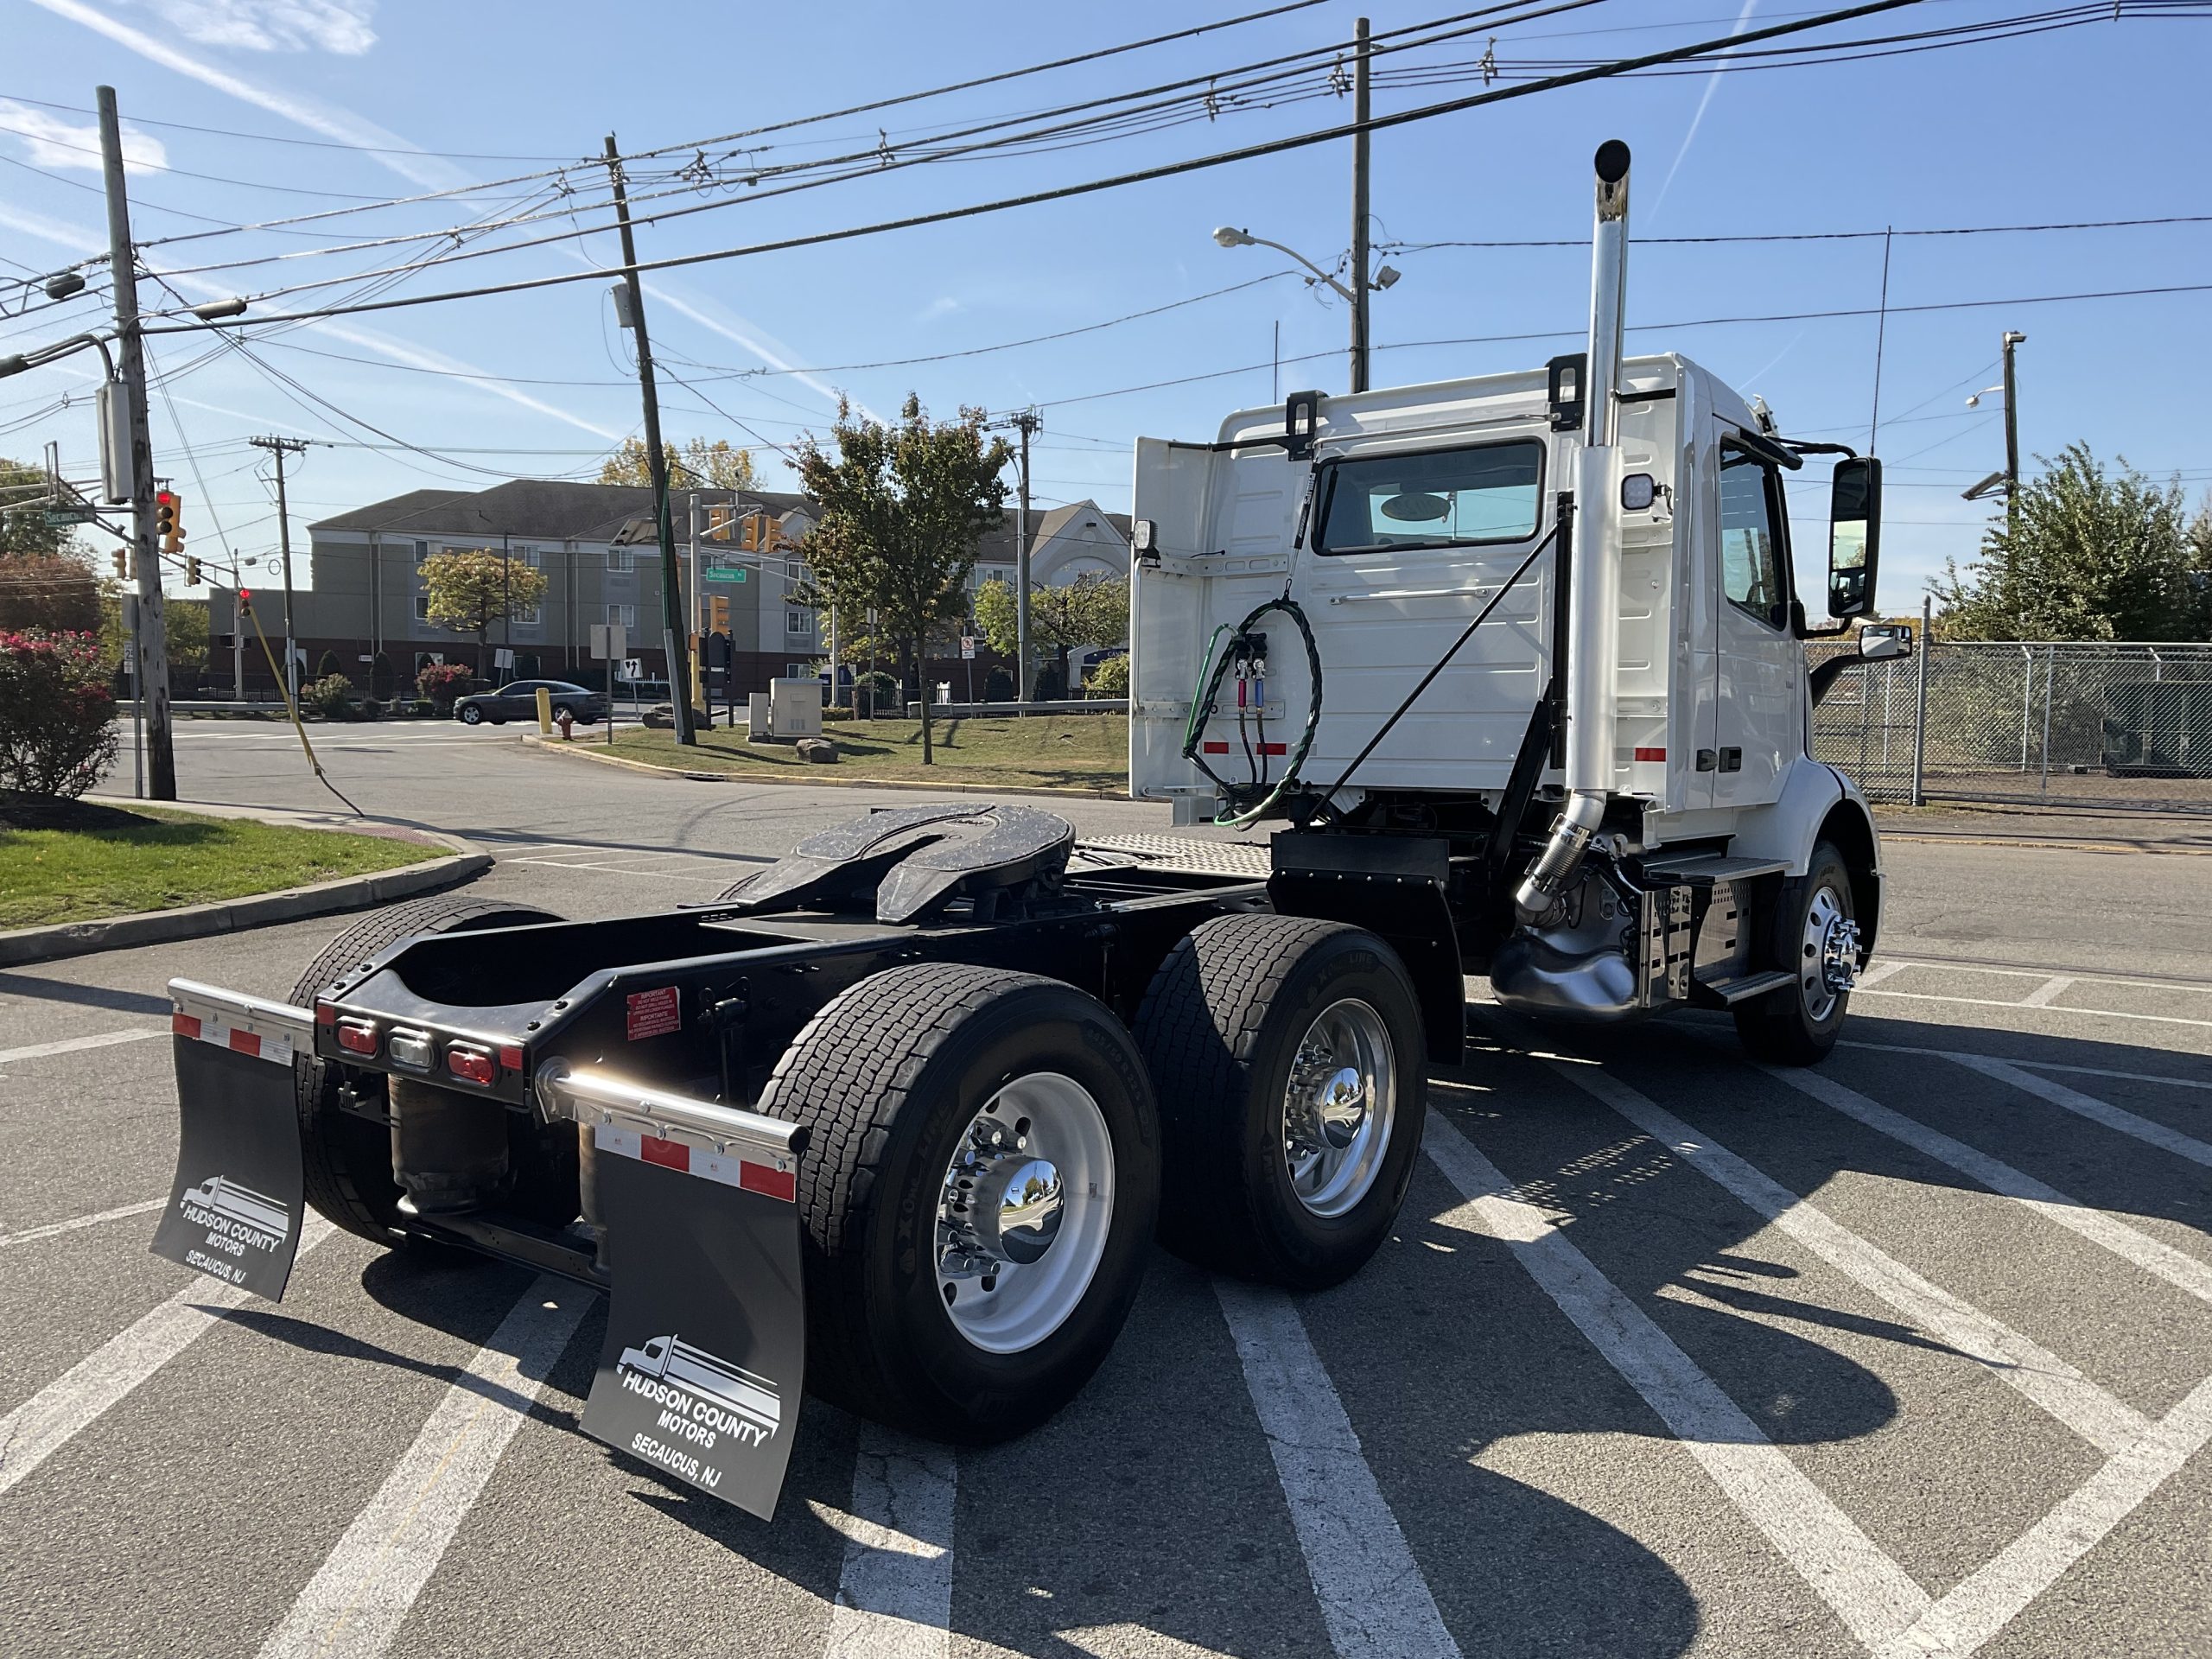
[1390,213,2212,251]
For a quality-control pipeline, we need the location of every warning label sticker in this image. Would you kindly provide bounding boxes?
[626,985,682,1041]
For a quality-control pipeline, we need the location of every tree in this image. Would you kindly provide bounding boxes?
[975,570,1129,696]
[794,396,1008,763]
[0,456,83,562]
[421,547,549,673]
[1935,444,2205,641]
[0,551,101,633]
[99,588,210,677]
[598,436,760,492]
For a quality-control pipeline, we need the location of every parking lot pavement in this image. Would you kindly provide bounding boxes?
[3,829,2209,1658]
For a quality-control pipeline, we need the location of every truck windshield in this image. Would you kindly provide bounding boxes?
[1315,440,1544,556]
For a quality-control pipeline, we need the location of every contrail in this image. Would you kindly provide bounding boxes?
[1649,0,1760,224]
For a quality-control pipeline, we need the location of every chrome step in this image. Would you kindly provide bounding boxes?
[1698,968,1796,1005]
[1643,854,1789,885]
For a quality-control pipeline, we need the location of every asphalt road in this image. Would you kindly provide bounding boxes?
[3,722,2207,1658]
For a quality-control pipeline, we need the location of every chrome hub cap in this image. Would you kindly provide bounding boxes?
[937,1073,1113,1354]
[1801,886,1859,1022]
[1282,999,1396,1218]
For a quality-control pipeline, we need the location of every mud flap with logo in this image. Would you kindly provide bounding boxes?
[150,980,310,1301]
[560,1078,804,1522]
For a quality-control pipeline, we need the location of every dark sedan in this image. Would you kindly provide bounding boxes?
[453,679,608,725]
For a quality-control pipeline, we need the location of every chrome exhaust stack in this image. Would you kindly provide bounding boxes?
[1516,139,1631,922]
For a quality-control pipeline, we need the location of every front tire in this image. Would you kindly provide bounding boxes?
[291,895,569,1243]
[458,705,483,725]
[1734,841,1859,1065]
[757,963,1160,1442]
[1135,915,1427,1291]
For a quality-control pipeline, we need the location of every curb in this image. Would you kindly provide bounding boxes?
[519,733,1128,800]
[0,804,490,968]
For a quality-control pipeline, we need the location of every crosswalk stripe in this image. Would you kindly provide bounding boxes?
[1758,1063,2212,1308]
[1942,1052,2212,1169]
[1213,1277,1461,1659]
[1546,1058,2152,1455]
[255,1275,587,1659]
[818,1422,957,1659]
[0,1217,334,1497]
[1843,1040,2212,1093]
[1422,1114,1931,1650]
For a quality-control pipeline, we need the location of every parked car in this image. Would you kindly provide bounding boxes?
[453,679,608,725]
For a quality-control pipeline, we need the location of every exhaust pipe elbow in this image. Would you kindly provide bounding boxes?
[1512,791,1607,922]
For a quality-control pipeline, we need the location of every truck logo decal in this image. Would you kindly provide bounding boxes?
[614,1333,782,1475]
[173,1173,291,1284]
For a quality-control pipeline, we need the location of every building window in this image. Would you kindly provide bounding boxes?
[413,540,430,564]
[607,603,636,628]
[606,547,633,573]
[415,594,432,622]
[513,605,541,627]
[513,545,539,569]
[786,609,813,637]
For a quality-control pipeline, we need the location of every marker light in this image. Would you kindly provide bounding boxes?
[335,1019,378,1057]
[446,1044,497,1086]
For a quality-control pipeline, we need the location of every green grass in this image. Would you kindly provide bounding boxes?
[0,804,437,929]
[601,714,1131,793]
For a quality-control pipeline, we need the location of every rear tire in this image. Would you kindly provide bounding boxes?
[756,963,1160,1443]
[1734,841,1858,1066]
[1135,914,1426,1290]
[551,703,576,723]
[291,895,569,1243]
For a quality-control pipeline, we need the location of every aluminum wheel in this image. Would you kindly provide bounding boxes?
[1800,883,1859,1023]
[936,1072,1116,1355]
[1281,998,1396,1219]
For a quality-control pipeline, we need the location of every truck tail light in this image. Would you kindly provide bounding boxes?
[447,1044,497,1086]
[334,1018,378,1056]
[388,1028,432,1070]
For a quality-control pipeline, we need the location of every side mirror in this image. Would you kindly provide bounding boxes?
[1827,455,1882,619]
[1859,622,1911,661]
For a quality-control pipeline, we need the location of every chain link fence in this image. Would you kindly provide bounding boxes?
[1808,639,2212,812]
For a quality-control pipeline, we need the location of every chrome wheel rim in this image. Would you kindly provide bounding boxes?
[1281,998,1396,1218]
[1800,884,1859,1023]
[936,1072,1114,1354]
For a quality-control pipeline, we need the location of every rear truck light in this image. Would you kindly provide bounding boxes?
[315,1001,336,1027]
[387,1028,433,1070]
[498,1044,525,1072]
[446,1044,497,1086]
[334,1018,378,1056]
[1634,747,1667,762]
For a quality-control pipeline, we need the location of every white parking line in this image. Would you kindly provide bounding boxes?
[818,1423,957,1659]
[256,1275,587,1659]
[1421,1116,1930,1649]
[2018,976,2076,1008]
[1872,959,2212,995]
[1212,1278,1460,1659]
[1854,960,1912,989]
[1758,1064,2212,1308]
[0,1217,334,1497]
[1850,988,2212,1031]
[0,1198,163,1249]
[1547,1061,2151,1455]
[1844,1041,2212,1095]
[1876,1371,2212,1659]
[0,1027,164,1066]
[1942,1052,2212,1170]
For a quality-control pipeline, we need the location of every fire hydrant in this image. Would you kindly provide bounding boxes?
[556,709,575,741]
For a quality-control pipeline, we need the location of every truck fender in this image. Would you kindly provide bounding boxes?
[1715,760,1884,953]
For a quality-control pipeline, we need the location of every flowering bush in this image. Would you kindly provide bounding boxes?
[302,672,355,720]
[0,628,118,799]
[415,663,475,711]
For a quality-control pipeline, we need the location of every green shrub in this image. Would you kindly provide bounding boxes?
[1085,653,1129,697]
[302,672,354,720]
[984,665,1014,702]
[0,628,118,798]
[855,670,898,715]
[315,649,343,681]
[369,652,396,700]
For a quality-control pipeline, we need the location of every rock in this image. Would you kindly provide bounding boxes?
[796,738,839,764]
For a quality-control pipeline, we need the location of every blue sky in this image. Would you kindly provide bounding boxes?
[3,0,2209,613]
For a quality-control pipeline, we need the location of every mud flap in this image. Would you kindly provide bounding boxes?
[150,981,311,1301]
[549,1072,804,1521]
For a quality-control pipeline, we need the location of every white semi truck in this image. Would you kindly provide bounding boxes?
[156,139,1905,1522]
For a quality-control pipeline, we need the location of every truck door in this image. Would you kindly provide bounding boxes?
[1711,435,1800,810]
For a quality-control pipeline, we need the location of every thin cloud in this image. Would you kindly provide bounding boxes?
[1649,0,1759,223]
[0,100,167,173]
[139,0,376,54]
[26,0,460,189]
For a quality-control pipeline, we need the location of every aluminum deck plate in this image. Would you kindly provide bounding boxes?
[1077,834,1272,880]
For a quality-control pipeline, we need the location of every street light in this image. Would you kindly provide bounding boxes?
[1211,225,1404,393]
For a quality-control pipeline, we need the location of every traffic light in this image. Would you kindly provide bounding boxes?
[111,547,128,578]
[238,587,252,618]
[184,556,201,586]
[155,488,184,557]
[708,594,730,633]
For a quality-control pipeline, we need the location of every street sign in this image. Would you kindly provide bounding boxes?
[590,622,629,662]
[38,506,97,525]
[960,636,976,659]
[703,564,748,583]
[621,658,644,680]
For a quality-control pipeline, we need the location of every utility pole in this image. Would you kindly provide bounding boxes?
[99,86,174,798]
[1349,16,1372,394]
[1008,409,1042,703]
[250,435,308,696]
[604,133,694,745]
[1999,329,2026,537]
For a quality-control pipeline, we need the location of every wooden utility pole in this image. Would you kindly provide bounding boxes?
[604,133,694,744]
[1349,16,1372,394]
[1009,409,1042,703]
[98,86,174,798]
[2000,329,2026,537]
[249,435,307,695]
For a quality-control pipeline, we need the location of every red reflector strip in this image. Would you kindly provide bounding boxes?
[739,1161,797,1203]
[639,1134,690,1173]
[498,1044,524,1071]
[1201,741,1230,754]
[172,1012,201,1040]
[1259,742,1287,756]
[335,1020,378,1056]
[1634,747,1667,762]
[315,1001,336,1027]
[227,1028,263,1058]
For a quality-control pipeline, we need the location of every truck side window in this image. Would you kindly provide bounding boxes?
[1718,445,1783,626]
